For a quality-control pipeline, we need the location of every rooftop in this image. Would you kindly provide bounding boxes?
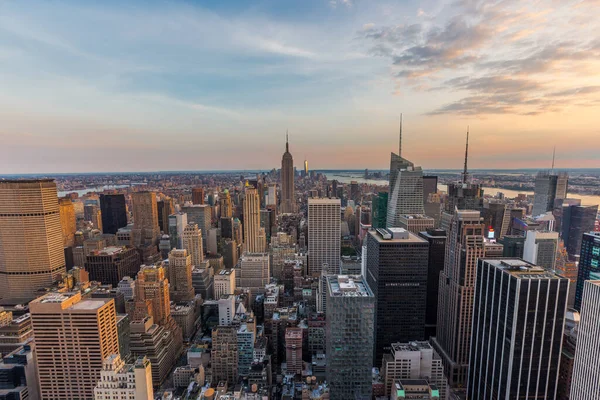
[327,275,373,297]
[485,258,562,279]
[371,228,427,244]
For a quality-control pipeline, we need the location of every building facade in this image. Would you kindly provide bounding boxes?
[93,354,153,400]
[308,198,341,276]
[100,194,128,235]
[575,232,600,311]
[280,136,295,214]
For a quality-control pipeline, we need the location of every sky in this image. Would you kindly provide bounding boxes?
[1,0,599,174]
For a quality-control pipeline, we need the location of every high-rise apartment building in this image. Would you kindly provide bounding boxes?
[85,246,141,286]
[94,354,153,400]
[156,198,174,234]
[325,275,374,400]
[532,171,568,217]
[131,192,160,247]
[468,259,568,399]
[381,341,447,399]
[30,292,119,400]
[168,249,195,302]
[280,136,295,214]
[192,187,205,205]
[366,228,429,364]
[570,280,600,399]
[308,198,341,276]
[431,210,485,387]
[59,197,77,247]
[243,187,264,253]
[562,204,599,258]
[100,194,128,235]
[418,229,447,339]
[285,327,303,375]
[574,232,600,311]
[0,179,66,301]
[523,230,559,271]
[238,253,270,299]
[182,223,204,266]
[168,212,188,250]
[211,325,239,384]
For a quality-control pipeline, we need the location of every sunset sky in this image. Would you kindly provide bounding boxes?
[1,0,599,173]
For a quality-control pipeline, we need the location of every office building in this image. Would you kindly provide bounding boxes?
[0,344,39,400]
[431,210,485,387]
[498,235,525,258]
[218,294,236,326]
[181,204,211,249]
[0,179,66,301]
[220,190,233,219]
[381,341,447,399]
[214,269,236,298]
[129,317,179,387]
[308,198,341,276]
[100,194,128,235]
[372,192,388,229]
[285,327,303,375]
[30,292,119,400]
[117,276,136,301]
[270,232,296,280]
[182,223,204,267]
[532,171,568,217]
[366,228,429,364]
[387,167,425,227]
[418,229,447,339]
[223,239,239,269]
[325,275,374,400]
[522,230,559,271]
[562,204,599,258]
[571,280,600,399]
[94,354,153,400]
[238,253,270,299]
[281,135,296,214]
[266,183,277,207]
[59,197,77,247]
[85,246,141,286]
[171,303,195,341]
[0,311,34,356]
[156,198,174,234]
[168,249,195,302]
[211,325,239,384]
[243,187,264,253]
[574,232,600,311]
[84,204,102,231]
[131,192,160,247]
[131,265,172,327]
[192,187,205,205]
[168,212,188,250]
[468,259,568,399]
[397,214,435,234]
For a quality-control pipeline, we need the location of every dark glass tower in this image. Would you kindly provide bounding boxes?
[468,259,568,399]
[100,194,128,235]
[371,192,388,229]
[366,228,429,365]
[574,231,600,311]
[418,229,446,339]
[562,204,599,258]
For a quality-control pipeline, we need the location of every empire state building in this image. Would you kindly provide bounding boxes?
[281,134,295,213]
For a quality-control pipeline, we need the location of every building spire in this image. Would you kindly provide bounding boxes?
[286,130,289,152]
[551,145,556,173]
[462,126,469,183]
[399,113,403,157]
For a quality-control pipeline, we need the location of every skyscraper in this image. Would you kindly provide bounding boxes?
[182,223,204,266]
[308,198,341,276]
[280,134,295,214]
[325,275,374,400]
[219,190,233,218]
[168,249,195,302]
[94,355,154,400]
[100,194,128,235]
[131,192,160,247]
[168,212,188,250]
[285,327,303,375]
[304,159,309,177]
[192,187,205,205]
[85,246,141,286]
[562,204,599,258]
[0,179,66,301]
[243,187,264,253]
[30,292,120,400]
[211,325,238,384]
[532,171,568,217]
[468,259,568,399]
[366,228,429,364]
[156,198,174,234]
[522,230,559,270]
[59,197,77,247]
[372,192,389,229]
[431,210,485,387]
[418,229,447,339]
[574,232,600,311]
[238,253,270,299]
[570,280,600,399]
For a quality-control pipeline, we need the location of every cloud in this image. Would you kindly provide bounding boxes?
[329,0,353,9]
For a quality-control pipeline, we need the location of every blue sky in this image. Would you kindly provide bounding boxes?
[1,0,599,173]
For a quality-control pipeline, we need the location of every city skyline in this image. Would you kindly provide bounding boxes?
[1,0,599,174]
